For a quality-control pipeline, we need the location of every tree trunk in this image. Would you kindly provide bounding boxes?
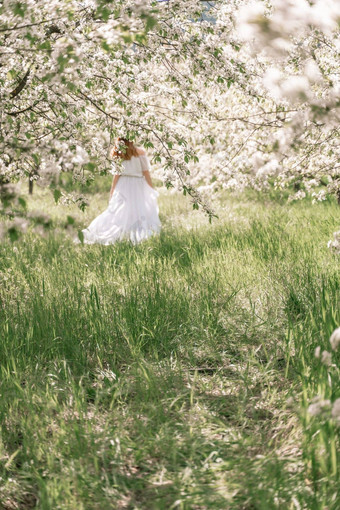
[28,166,39,195]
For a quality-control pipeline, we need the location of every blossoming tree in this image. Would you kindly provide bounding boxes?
[0,0,339,241]
[1,0,236,219]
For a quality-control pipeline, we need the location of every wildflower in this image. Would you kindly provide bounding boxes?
[308,403,322,416]
[329,328,340,351]
[314,346,321,358]
[308,396,331,417]
[321,350,332,366]
[286,396,294,406]
[331,399,340,423]
[328,231,340,255]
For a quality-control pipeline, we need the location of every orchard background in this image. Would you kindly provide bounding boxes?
[0,1,339,508]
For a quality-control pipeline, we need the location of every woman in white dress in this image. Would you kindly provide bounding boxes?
[81,138,161,245]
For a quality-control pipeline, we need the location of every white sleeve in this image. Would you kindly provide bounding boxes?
[139,154,151,171]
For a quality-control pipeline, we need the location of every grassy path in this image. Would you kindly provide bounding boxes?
[0,187,339,509]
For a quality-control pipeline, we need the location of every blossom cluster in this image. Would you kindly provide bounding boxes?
[327,230,340,255]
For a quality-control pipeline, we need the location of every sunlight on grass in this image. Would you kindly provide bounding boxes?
[0,186,339,509]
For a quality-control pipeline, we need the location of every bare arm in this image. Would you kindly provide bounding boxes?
[143,170,153,188]
[136,147,154,188]
[110,174,120,198]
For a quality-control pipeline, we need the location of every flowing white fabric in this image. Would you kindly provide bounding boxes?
[82,155,161,245]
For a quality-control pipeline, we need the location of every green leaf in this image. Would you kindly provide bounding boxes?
[66,81,76,92]
[100,7,110,21]
[39,40,51,51]
[101,41,111,52]
[145,15,157,32]
[32,153,40,165]
[122,33,133,44]
[13,2,27,18]
[8,226,20,242]
[7,69,18,80]
[67,215,75,225]
[18,197,26,209]
[77,230,84,244]
[85,162,96,172]
[145,141,154,149]
[53,189,62,204]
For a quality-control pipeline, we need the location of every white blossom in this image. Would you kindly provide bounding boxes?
[321,350,332,366]
[329,328,340,351]
[72,146,90,166]
[280,76,310,103]
[328,231,340,255]
[308,396,331,417]
[331,399,340,423]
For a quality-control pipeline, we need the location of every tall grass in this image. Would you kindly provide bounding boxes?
[0,187,339,509]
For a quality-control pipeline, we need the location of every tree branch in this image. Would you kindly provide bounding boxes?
[9,68,30,99]
[5,100,42,116]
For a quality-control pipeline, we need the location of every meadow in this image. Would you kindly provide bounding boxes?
[0,179,339,509]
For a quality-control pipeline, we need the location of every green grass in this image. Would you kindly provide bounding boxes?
[0,184,339,509]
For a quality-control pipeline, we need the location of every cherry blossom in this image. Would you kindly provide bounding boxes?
[0,0,339,238]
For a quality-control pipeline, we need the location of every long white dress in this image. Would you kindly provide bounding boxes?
[82,154,161,245]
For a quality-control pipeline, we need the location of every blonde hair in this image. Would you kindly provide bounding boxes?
[112,138,139,161]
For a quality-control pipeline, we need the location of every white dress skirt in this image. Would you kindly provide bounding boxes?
[81,154,161,245]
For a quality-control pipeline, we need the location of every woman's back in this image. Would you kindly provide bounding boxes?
[120,156,143,177]
[116,151,151,177]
